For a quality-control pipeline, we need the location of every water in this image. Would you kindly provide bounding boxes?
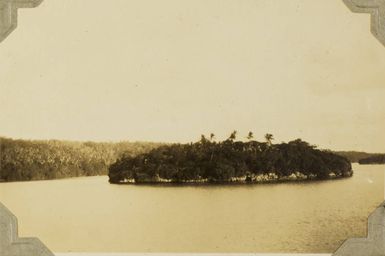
[0,164,383,253]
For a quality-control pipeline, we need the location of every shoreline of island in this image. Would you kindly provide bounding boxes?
[112,170,353,185]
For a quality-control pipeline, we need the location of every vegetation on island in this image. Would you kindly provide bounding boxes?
[108,132,353,184]
[0,137,161,182]
[358,154,385,165]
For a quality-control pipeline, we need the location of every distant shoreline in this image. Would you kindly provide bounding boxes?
[358,154,385,165]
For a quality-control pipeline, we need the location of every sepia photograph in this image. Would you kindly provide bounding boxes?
[0,0,384,254]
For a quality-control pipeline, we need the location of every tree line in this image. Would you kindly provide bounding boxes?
[108,132,353,184]
[0,137,161,182]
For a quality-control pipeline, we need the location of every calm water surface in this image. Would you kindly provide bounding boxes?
[0,163,383,253]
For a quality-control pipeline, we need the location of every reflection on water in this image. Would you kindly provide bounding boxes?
[0,164,383,253]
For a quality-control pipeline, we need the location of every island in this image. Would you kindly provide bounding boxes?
[358,154,385,165]
[108,132,353,184]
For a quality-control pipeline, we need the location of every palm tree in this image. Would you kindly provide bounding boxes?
[247,131,254,141]
[229,130,237,141]
[265,133,274,146]
[200,134,208,144]
[209,133,216,161]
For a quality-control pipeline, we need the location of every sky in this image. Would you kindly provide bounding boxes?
[0,0,385,152]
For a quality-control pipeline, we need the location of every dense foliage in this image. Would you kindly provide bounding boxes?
[358,154,385,164]
[0,137,161,182]
[109,133,353,184]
